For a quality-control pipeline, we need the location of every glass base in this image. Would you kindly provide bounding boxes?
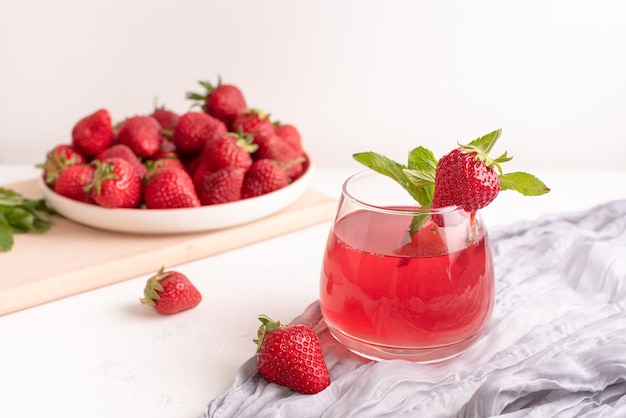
[326,321,482,363]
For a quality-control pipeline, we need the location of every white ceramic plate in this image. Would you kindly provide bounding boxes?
[39,158,314,234]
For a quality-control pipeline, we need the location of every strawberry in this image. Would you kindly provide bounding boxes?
[431,147,501,213]
[253,133,305,180]
[146,153,186,173]
[116,115,162,159]
[241,159,289,199]
[150,106,180,132]
[172,111,227,157]
[71,109,114,158]
[143,166,200,209]
[140,266,202,315]
[195,166,246,205]
[88,157,143,208]
[393,219,448,257]
[231,109,274,141]
[95,143,148,178]
[187,77,247,129]
[353,129,550,234]
[431,131,515,213]
[53,163,95,203]
[195,132,257,174]
[274,123,303,154]
[39,144,87,185]
[254,315,330,394]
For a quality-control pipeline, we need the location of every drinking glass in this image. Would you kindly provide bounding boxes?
[319,170,494,362]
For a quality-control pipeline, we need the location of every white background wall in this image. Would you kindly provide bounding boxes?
[1,0,625,171]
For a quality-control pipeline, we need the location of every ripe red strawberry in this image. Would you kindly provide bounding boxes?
[95,143,148,178]
[53,163,95,203]
[196,132,257,174]
[150,106,180,132]
[71,109,114,158]
[39,144,87,185]
[195,166,246,205]
[231,109,274,141]
[393,219,448,257]
[143,166,200,209]
[274,123,303,154]
[172,111,227,157]
[116,115,162,159]
[254,315,330,394]
[432,148,501,213]
[88,157,143,208]
[187,78,247,129]
[140,266,202,315]
[254,133,305,180]
[241,159,289,198]
[147,153,186,173]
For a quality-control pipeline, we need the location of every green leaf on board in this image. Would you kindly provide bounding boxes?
[0,187,55,252]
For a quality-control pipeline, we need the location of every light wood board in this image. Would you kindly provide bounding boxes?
[1,179,337,315]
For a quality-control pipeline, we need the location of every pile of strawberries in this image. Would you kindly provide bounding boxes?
[40,78,307,209]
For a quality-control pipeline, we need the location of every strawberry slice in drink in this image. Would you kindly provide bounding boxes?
[393,220,448,257]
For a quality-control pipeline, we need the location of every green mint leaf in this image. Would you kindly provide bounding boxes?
[408,213,431,236]
[407,146,438,172]
[403,169,435,204]
[466,129,502,154]
[0,188,24,206]
[353,151,407,184]
[403,168,435,186]
[354,150,437,237]
[0,212,13,251]
[5,207,33,233]
[500,172,550,196]
[353,151,431,206]
[0,187,55,252]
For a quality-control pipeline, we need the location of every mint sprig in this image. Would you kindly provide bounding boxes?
[500,172,551,196]
[0,187,56,252]
[353,146,436,208]
[353,147,437,233]
[353,129,551,235]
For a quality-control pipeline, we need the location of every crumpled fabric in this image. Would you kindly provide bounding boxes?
[205,200,626,418]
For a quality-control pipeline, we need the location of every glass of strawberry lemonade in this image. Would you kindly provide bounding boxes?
[319,170,494,362]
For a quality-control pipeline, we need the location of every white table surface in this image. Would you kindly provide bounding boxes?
[1,163,625,418]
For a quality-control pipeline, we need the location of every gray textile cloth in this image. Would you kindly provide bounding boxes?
[205,200,626,418]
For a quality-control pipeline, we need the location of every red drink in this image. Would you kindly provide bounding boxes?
[320,208,494,361]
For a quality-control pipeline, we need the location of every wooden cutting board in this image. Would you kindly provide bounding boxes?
[1,178,337,316]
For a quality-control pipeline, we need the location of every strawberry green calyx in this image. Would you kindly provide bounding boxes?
[460,129,550,197]
[229,127,259,154]
[245,108,271,120]
[160,129,174,139]
[37,150,83,185]
[186,77,222,106]
[459,128,512,174]
[140,266,168,307]
[254,315,282,352]
[85,159,119,195]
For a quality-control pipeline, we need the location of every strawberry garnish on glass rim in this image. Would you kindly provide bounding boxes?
[354,129,550,235]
